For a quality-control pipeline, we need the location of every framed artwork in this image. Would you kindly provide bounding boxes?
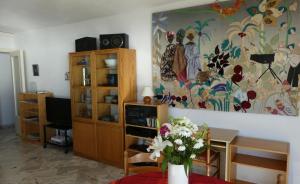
[152,0,300,116]
[32,64,39,76]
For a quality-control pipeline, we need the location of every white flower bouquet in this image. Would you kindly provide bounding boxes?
[147,117,208,174]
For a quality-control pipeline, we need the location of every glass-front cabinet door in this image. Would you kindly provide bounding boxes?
[70,52,93,120]
[95,52,119,125]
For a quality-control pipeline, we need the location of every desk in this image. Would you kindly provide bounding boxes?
[209,127,239,181]
[111,172,230,184]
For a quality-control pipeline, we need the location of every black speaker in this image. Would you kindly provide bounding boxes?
[75,37,97,52]
[99,33,129,49]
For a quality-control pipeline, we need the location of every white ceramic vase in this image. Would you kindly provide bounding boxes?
[168,163,189,184]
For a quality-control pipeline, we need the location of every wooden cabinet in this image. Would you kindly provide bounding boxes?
[19,92,53,144]
[97,124,123,167]
[124,102,168,155]
[69,48,136,167]
[73,121,97,159]
[229,136,289,184]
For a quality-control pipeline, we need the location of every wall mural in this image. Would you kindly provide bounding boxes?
[152,0,300,116]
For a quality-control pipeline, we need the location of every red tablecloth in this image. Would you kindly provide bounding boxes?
[111,172,231,184]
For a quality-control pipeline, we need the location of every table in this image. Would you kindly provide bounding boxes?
[111,172,231,184]
[209,127,238,181]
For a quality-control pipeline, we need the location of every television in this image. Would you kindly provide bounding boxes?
[46,97,71,126]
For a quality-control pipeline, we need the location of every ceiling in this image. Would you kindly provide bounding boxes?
[0,0,178,33]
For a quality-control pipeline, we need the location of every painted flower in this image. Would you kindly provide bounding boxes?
[178,145,186,151]
[247,0,283,26]
[234,89,248,102]
[227,17,257,41]
[198,101,207,109]
[289,0,298,11]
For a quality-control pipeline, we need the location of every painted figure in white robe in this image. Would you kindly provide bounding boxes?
[185,32,201,80]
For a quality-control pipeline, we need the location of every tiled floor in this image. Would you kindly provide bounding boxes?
[0,128,123,184]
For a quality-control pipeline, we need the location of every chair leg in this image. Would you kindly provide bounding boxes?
[124,151,128,176]
[64,130,68,154]
[206,164,210,176]
[217,153,220,178]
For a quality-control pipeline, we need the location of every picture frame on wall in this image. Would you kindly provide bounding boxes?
[151,0,300,116]
[32,64,39,76]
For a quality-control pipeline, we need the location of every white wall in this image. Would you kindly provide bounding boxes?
[14,0,300,183]
[0,53,15,127]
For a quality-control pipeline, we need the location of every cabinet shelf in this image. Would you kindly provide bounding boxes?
[231,136,289,155]
[97,86,118,90]
[24,109,39,114]
[126,134,154,141]
[98,102,118,106]
[97,67,117,70]
[24,119,39,124]
[232,153,287,172]
[20,100,38,105]
[72,85,92,89]
[126,124,158,130]
[127,148,144,153]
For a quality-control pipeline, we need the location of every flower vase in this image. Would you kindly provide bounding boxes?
[168,163,188,184]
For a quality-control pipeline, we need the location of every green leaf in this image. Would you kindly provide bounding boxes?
[184,161,188,176]
[288,27,296,35]
[182,101,188,108]
[279,6,287,13]
[162,159,168,173]
[209,89,216,96]
[246,6,259,16]
[154,84,165,95]
[233,97,241,104]
[270,33,279,45]
[221,39,230,51]
[189,82,198,89]
[232,47,241,58]
[198,88,205,96]
[179,81,185,88]
[226,81,232,92]
[208,99,220,110]
[218,99,223,111]
[288,43,295,49]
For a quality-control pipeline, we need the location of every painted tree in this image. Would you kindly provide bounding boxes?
[188,18,215,54]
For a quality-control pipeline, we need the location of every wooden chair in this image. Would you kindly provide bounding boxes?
[124,151,163,176]
[193,128,221,178]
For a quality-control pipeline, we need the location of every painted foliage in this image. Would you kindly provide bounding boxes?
[152,0,300,116]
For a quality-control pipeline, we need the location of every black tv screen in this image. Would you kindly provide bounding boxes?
[46,97,71,125]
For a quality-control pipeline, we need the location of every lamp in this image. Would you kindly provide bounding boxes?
[142,86,154,104]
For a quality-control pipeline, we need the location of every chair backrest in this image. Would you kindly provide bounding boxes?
[192,128,211,164]
[124,151,163,176]
[205,128,211,165]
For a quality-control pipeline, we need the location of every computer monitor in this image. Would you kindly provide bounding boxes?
[46,97,71,126]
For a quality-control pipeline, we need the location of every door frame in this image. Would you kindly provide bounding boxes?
[9,50,26,93]
[0,49,26,93]
[0,49,26,114]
